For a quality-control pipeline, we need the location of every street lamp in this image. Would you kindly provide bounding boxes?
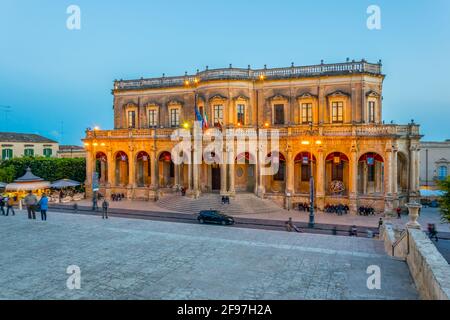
[302,123,322,228]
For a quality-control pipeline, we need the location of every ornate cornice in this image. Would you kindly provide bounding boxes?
[166,99,184,107]
[297,92,318,100]
[232,94,250,101]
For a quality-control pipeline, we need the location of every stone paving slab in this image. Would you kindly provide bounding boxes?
[0,211,418,300]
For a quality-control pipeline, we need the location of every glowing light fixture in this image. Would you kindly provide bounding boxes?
[301,141,310,145]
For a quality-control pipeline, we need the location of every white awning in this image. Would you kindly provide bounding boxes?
[5,181,51,191]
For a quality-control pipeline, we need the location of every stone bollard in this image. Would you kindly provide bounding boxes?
[406,202,422,229]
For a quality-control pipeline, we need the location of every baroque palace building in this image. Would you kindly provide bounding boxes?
[83,60,421,213]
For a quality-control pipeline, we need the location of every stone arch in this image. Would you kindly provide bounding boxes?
[325,152,350,196]
[264,151,286,193]
[358,152,384,195]
[397,151,409,193]
[136,151,151,187]
[293,151,317,194]
[95,152,108,185]
[235,152,256,192]
[114,151,129,186]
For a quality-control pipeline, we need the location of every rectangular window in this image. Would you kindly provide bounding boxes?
[170,109,180,127]
[127,110,136,128]
[148,109,157,127]
[301,103,313,124]
[368,101,376,123]
[274,104,284,125]
[2,149,13,160]
[301,164,311,182]
[24,149,34,157]
[331,102,344,123]
[274,161,285,181]
[368,165,376,182]
[213,105,223,126]
[237,104,245,125]
[332,163,344,181]
[43,148,53,158]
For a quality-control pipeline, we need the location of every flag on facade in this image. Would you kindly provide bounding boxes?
[203,109,209,128]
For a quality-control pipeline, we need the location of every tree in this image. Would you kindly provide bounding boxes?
[0,165,16,183]
[438,177,450,223]
[0,157,86,183]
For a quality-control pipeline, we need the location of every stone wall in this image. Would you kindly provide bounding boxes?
[380,223,450,300]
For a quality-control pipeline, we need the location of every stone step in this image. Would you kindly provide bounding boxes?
[156,193,287,215]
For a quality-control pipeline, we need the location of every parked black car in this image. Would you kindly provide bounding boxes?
[197,210,235,225]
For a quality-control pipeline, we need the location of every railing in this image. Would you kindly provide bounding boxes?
[114,60,382,90]
[392,229,408,257]
[85,124,418,140]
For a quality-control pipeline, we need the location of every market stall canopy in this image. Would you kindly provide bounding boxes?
[50,179,81,189]
[5,167,50,191]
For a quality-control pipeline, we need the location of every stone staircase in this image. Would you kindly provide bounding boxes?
[156,193,287,215]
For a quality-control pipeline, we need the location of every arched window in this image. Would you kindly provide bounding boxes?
[439,166,448,180]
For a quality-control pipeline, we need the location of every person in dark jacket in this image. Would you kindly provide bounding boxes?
[0,196,5,215]
[102,199,109,219]
[6,197,15,216]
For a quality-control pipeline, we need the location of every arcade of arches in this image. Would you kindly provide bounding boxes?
[85,139,420,213]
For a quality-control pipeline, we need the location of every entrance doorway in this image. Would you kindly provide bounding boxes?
[211,166,221,190]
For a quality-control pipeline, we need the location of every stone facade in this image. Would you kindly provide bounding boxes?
[82,60,421,213]
[420,140,450,188]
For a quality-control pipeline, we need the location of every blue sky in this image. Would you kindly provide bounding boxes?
[1,0,449,145]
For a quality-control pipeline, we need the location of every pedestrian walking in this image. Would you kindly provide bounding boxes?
[0,196,5,215]
[38,194,48,221]
[92,192,99,211]
[396,207,402,219]
[24,191,38,220]
[6,196,15,216]
[378,218,383,230]
[102,199,109,219]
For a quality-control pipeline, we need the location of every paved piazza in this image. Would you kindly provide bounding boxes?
[0,211,418,300]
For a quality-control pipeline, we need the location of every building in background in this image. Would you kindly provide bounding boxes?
[58,145,86,158]
[420,140,450,189]
[0,132,58,160]
[83,60,422,213]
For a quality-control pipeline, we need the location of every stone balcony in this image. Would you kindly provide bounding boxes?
[84,123,420,140]
[113,60,383,91]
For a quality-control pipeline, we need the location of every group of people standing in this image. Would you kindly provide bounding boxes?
[23,191,48,221]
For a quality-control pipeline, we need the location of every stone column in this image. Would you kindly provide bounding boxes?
[106,149,115,199]
[349,146,358,213]
[150,148,157,189]
[193,148,200,198]
[85,148,93,197]
[228,149,236,195]
[127,148,135,200]
[392,149,398,194]
[256,147,266,197]
[385,148,393,196]
[285,148,294,195]
[220,163,227,195]
[409,145,419,199]
[174,164,180,188]
[315,148,325,210]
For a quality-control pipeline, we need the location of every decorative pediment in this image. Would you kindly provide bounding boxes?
[366,90,380,98]
[326,90,350,98]
[144,101,160,108]
[123,102,138,109]
[208,94,228,102]
[436,158,450,164]
[232,94,250,101]
[166,99,184,107]
[297,92,318,99]
[268,93,290,101]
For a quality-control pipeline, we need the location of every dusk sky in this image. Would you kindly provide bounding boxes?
[1,0,449,145]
